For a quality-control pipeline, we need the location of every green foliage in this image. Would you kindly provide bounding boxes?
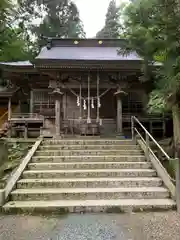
[0,0,37,61]
[96,0,120,39]
[121,0,180,114]
[32,0,85,41]
[0,0,86,62]
[0,28,33,61]
[147,90,167,114]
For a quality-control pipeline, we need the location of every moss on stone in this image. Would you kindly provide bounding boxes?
[0,141,32,186]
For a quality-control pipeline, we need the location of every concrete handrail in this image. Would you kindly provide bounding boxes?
[131,116,176,199]
[137,137,176,199]
[4,138,42,201]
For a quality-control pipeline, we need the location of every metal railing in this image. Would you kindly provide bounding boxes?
[131,116,178,209]
[131,116,171,161]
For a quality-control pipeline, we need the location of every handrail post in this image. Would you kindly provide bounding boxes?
[145,131,150,161]
[131,116,134,140]
[176,157,180,213]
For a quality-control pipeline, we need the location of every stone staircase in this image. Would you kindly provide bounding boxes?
[3,139,176,213]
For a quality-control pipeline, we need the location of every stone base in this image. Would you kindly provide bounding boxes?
[53,135,64,140]
[40,128,53,138]
[116,133,125,139]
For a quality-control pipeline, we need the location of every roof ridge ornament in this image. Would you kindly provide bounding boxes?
[40,35,52,50]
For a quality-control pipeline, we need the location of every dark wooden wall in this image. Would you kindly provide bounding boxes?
[31,86,147,120]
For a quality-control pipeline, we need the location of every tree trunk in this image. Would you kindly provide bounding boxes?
[172,104,180,157]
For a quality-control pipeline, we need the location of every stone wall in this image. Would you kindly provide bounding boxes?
[0,139,8,168]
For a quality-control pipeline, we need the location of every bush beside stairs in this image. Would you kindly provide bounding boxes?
[3,139,176,213]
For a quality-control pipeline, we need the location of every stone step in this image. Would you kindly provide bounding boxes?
[31,155,146,163]
[35,149,143,156]
[3,199,176,213]
[28,162,152,170]
[10,187,170,201]
[43,139,134,146]
[23,169,157,179]
[17,177,163,189]
[39,145,140,150]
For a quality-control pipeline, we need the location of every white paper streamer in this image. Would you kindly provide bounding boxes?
[77,96,80,107]
[83,99,87,110]
[98,98,101,108]
[91,98,94,109]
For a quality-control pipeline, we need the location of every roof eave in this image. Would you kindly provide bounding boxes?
[33,59,143,71]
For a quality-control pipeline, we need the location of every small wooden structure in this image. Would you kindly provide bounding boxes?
[0,38,170,138]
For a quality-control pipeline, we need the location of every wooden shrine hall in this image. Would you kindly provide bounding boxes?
[0,38,171,138]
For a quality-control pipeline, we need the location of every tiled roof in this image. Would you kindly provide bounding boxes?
[36,46,142,61]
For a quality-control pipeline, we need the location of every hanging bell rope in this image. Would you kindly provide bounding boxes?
[91,97,94,109]
[79,80,82,119]
[62,74,111,126]
[96,71,100,123]
[87,72,91,123]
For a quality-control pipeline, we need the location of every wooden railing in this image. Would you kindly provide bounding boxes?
[10,113,44,120]
[131,116,178,208]
[0,110,8,127]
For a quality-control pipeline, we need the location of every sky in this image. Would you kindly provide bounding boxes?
[74,0,129,37]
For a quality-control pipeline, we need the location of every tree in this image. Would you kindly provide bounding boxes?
[0,0,34,61]
[0,0,86,61]
[121,0,180,155]
[32,0,85,41]
[96,0,120,39]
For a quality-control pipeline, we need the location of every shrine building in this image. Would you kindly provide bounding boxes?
[0,38,171,138]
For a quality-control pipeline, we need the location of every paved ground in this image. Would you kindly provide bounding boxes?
[0,211,179,240]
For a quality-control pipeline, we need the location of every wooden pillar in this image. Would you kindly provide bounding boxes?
[64,92,67,120]
[87,72,91,123]
[96,71,100,122]
[114,86,127,136]
[55,97,61,136]
[30,90,34,114]
[24,123,28,139]
[79,83,82,120]
[8,97,12,120]
[116,95,123,135]
[54,87,64,137]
